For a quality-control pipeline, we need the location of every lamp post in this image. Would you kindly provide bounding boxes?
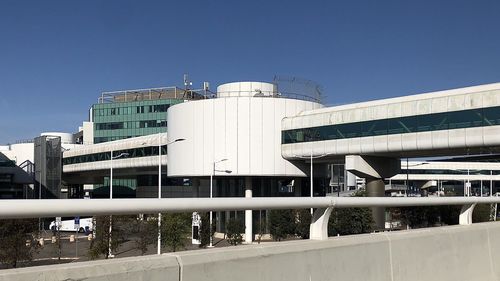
[404,161,428,197]
[108,150,129,258]
[209,159,231,248]
[292,152,329,214]
[157,137,185,255]
[450,168,478,197]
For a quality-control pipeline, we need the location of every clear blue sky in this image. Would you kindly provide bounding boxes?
[1,0,500,144]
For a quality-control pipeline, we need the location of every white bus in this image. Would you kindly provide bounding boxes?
[49,217,93,233]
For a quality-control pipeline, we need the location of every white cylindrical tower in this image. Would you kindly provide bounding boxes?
[167,81,323,178]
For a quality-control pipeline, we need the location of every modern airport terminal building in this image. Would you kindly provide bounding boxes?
[3,79,500,238]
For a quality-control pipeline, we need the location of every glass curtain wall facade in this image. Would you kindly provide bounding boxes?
[92,99,182,144]
[90,90,188,197]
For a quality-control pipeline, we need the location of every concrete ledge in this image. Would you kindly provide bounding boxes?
[2,222,500,281]
[0,254,180,281]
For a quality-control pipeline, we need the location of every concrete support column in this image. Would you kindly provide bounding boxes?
[459,203,476,225]
[310,207,334,240]
[245,177,253,244]
[366,178,385,230]
[346,155,401,231]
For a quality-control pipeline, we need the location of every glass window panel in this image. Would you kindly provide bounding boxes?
[336,123,361,138]
[448,109,482,129]
[387,116,417,134]
[417,112,448,132]
[483,107,500,126]
[361,119,387,137]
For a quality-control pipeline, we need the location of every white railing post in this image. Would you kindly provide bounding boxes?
[309,207,334,240]
[459,203,476,225]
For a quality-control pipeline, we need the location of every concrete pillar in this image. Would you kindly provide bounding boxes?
[245,177,253,244]
[366,178,385,230]
[310,207,334,240]
[345,155,401,231]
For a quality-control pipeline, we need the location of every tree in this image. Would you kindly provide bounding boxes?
[198,212,213,248]
[473,204,492,223]
[0,219,39,268]
[398,205,463,229]
[294,209,312,239]
[161,213,191,252]
[328,207,373,236]
[130,215,156,255]
[328,190,373,236]
[88,216,128,259]
[268,209,295,241]
[225,218,244,246]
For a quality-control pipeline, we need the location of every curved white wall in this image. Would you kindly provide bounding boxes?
[167,83,322,177]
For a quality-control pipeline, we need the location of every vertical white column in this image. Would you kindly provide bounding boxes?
[245,177,253,244]
[157,133,162,255]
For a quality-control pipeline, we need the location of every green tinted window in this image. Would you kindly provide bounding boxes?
[417,112,447,132]
[448,109,482,129]
[483,107,500,126]
[282,106,500,144]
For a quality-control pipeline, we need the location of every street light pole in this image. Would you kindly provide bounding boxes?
[157,134,161,255]
[292,153,329,215]
[108,151,129,258]
[157,137,185,255]
[209,158,231,248]
[403,161,428,197]
[406,158,409,197]
[310,152,313,214]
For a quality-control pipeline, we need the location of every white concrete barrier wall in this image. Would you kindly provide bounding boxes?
[0,255,180,281]
[2,222,500,281]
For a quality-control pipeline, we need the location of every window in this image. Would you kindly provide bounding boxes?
[388,116,417,134]
[448,109,482,129]
[361,119,387,137]
[281,105,500,144]
[483,107,500,126]
[96,122,124,130]
[417,112,447,132]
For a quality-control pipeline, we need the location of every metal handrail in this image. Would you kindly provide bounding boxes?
[1,197,497,240]
[1,197,499,219]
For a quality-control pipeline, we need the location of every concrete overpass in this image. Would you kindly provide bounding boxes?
[281,83,500,159]
[281,83,500,227]
[62,134,168,184]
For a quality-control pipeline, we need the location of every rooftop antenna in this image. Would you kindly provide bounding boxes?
[183,74,193,99]
[203,81,210,98]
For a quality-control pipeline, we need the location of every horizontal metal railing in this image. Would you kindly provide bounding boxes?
[1,197,499,240]
[0,197,497,217]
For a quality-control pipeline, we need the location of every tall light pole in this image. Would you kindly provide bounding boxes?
[404,161,428,196]
[292,152,329,214]
[108,150,129,258]
[157,137,185,255]
[209,158,231,248]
